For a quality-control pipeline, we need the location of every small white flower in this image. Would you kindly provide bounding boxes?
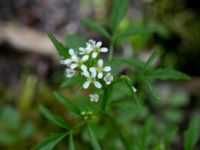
[89,94,99,102]
[104,73,113,85]
[69,49,88,69]
[92,59,111,79]
[81,65,102,89]
[65,68,75,78]
[86,39,108,58]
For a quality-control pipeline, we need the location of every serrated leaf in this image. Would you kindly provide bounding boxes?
[112,57,145,69]
[32,133,67,150]
[144,68,190,80]
[39,105,70,129]
[61,76,85,88]
[113,27,153,42]
[81,19,111,40]
[53,92,80,116]
[47,32,69,58]
[143,48,160,71]
[68,133,75,150]
[110,0,129,31]
[87,124,101,150]
[65,34,86,50]
[184,116,200,150]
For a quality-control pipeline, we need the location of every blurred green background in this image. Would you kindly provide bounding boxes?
[0,0,199,149]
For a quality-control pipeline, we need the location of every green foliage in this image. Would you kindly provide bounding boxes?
[81,19,111,40]
[39,0,191,149]
[32,133,68,150]
[65,34,86,50]
[53,92,81,116]
[109,0,129,31]
[87,123,102,150]
[47,32,69,58]
[68,133,75,150]
[0,106,34,145]
[184,116,200,150]
[39,105,70,129]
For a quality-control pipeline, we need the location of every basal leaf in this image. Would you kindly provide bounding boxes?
[32,133,67,150]
[81,19,111,40]
[47,32,69,58]
[39,105,70,129]
[110,0,129,31]
[87,124,101,150]
[53,92,81,116]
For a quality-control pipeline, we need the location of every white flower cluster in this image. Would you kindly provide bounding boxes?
[60,39,113,103]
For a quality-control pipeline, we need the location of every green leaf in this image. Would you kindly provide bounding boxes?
[144,68,190,80]
[0,106,20,130]
[0,132,17,144]
[47,32,69,58]
[65,34,86,50]
[32,133,67,150]
[112,57,145,69]
[143,48,160,71]
[68,133,75,150]
[113,27,153,42]
[53,92,81,116]
[39,105,70,129]
[81,19,111,40]
[19,122,34,139]
[164,126,177,148]
[61,76,85,88]
[120,76,140,106]
[110,0,129,31]
[87,124,101,150]
[142,79,160,101]
[184,116,200,150]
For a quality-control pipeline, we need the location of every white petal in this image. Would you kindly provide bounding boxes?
[96,41,102,47]
[100,47,108,52]
[92,52,98,58]
[79,47,84,51]
[71,63,78,69]
[103,66,111,72]
[89,67,96,73]
[82,55,89,61]
[98,72,103,79]
[93,81,102,88]
[71,55,78,62]
[83,81,91,89]
[60,59,71,65]
[81,64,87,71]
[91,69,97,77]
[98,59,103,67]
[69,49,75,56]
